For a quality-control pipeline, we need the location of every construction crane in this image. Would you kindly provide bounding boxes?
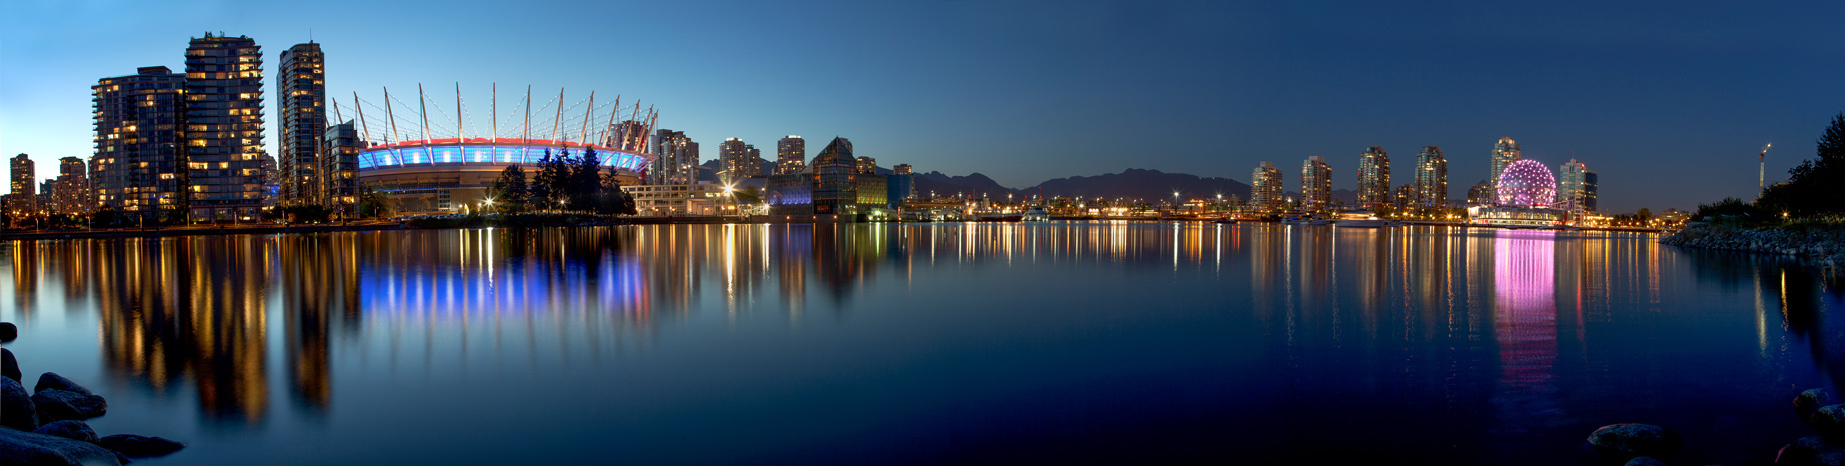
[1758,143,1772,196]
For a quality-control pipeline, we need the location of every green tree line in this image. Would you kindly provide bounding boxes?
[489,148,637,216]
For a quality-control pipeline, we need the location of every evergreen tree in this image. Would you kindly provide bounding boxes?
[598,163,638,216]
[490,165,530,214]
[568,148,604,211]
[532,149,575,211]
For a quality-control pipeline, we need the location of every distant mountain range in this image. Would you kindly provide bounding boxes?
[695,165,1364,204]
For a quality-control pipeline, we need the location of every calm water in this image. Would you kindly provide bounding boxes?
[1,223,1840,464]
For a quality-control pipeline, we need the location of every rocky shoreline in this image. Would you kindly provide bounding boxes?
[1661,225,1845,268]
[0,321,184,465]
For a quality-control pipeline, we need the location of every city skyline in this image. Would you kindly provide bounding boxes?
[2,1,1843,213]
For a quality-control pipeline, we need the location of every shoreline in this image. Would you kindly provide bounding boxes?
[1662,224,1845,268]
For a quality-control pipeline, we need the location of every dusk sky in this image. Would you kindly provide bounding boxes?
[3,0,1841,212]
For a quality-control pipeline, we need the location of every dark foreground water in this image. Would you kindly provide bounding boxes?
[1,223,1841,464]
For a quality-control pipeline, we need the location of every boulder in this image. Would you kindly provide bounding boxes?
[1802,389,1841,425]
[0,427,121,465]
[33,373,90,397]
[97,434,184,458]
[30,389,106,423]
[1,375,37,431]
[1588,423,1683,458]
[31,421,97,445]
[1626,457,1668,466]
[1,348,19,383]
[1819,405,1845,437]
[1779,436,1845,465]
[0,321,15,343]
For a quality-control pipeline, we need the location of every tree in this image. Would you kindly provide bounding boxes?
[490,165,530,214]
[358,184,391,218]
[531,149,573,211]
[599,163,637,216]
[568,148,604,211]
[1636,208,1652,223]
[1758,113,1845,217]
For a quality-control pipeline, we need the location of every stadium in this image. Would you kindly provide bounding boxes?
[340,85,658,213]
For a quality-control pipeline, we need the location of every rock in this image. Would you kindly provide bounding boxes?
[1588,423,1683,458]
[97,434,184,458]
[1803,389,1841,425]
[2,348,19,383]
[33,373,90,396]
[1820,405,1845,437]
[1823,451,1845,466]
[1,375,37,431]
[0,427,121,465]
[31,421,97,444]
[1627,457,1668,466]
[30,389,106,423]
[1780,436,1845,465]
[0,321,15,343]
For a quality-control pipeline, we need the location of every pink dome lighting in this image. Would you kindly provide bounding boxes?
[1495,159,1557,207]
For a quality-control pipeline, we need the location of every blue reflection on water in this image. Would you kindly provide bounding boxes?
[0,223,1838,465]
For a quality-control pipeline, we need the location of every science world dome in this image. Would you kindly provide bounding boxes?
[1495,159,1556,207]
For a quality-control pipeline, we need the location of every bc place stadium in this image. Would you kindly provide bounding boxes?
[333,85,657,213]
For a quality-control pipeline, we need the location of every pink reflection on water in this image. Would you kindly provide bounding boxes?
[1493,229,1560,432]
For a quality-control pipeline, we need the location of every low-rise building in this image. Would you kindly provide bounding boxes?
[621,182,726,216]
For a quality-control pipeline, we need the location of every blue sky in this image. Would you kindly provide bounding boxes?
[2,0,1841,212]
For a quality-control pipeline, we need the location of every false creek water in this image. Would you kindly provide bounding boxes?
[0,223,1836,464]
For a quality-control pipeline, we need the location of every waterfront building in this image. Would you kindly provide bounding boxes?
[1414,145,1447,208]
[1356,146,1389,211]
[184,33,267,221]
[1558,159,1598,218]
[53,157,91,215]
[889,164,914,206]
[621,182,726,216]
[1393,184,1417,212]
[1300,156,1331,211]
[93,66,187,217]
[1489,137,1520,200]
[277,42,324,206]
[1466,180,1494,206]
[1251,162,1283,212]
[1471,159,1563,227]
[856,156,878,174]
[10,154,33,199]
[776,136,805,175]
[718,138,760,185]
[648,129,698,185]
[320,122,360,212]
[765,137,894,219]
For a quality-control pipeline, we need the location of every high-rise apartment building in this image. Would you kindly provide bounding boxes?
[1300,156,1331,211]
[648,129,697,185]
[1558,159,1598,217]
[52,157,91,215]
[1414,145,1447,208]
[890,163,914,203]
[1356,146,1389,211]
[1393,184,1417,212]
[1489,137,1519,199]
[10,154,34,198]
[93,66,188,216]
[184,33,266,220]
[277,42,324,206]
[856,156,878,174]
[718,138,759,185]
[606,120,649,153]
[1251,162,1283,212]
[776,136,806,175]
[320,122,360,210]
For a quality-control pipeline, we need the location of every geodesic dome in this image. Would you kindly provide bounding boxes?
[1495,159,1556,207]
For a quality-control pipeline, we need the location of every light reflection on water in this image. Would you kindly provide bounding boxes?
[0,223,1839,464]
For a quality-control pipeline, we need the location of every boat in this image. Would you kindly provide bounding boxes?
[1332,210,1386,228]
[1020,206,1050,222]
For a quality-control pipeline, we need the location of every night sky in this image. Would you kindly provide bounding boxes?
[2,1,1840,212]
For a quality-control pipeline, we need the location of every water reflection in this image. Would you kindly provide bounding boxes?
[0,223,1838,464]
